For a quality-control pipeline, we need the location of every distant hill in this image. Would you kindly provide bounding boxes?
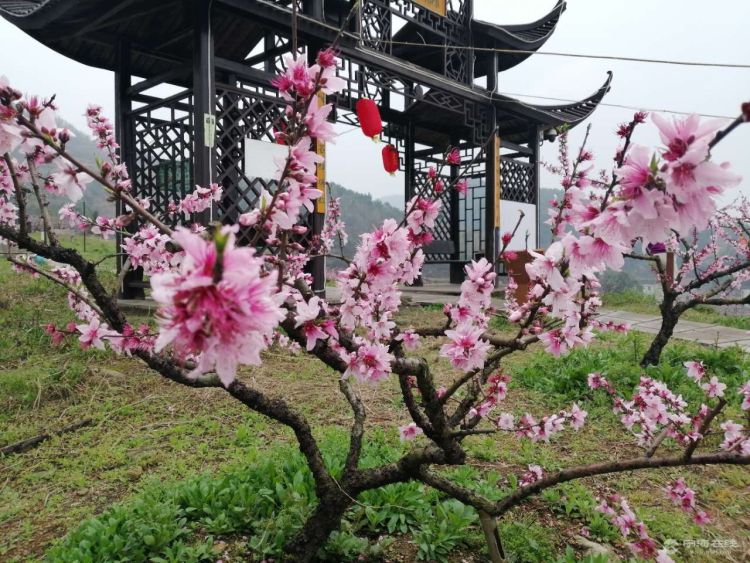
[378,193,404,211]
[61,119,111,216]
[327,182,401,265]
[26,117,403,244]
[20,119,112,222]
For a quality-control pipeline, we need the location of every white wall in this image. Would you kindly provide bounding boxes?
[243,138,289,181]
[500,201,537,250]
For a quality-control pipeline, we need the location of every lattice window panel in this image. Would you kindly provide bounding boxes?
[360,0,472,83]
[413,154,454,262]
[360,1,392,52]
[215,85,290,244]
[501,157,536,204]
[131,91,194,225]
[457,145,486,262]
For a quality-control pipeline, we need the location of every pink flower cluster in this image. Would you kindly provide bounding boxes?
[293,296,339,351]
[85,104,118,152]
[720,420,750,455]
[395,329,420,350]
[596,496,665,561]
[175,183,222,218]
[683,360,728,398]
[519,464,544,487]
[664,478,711,526]
[440,259,496,372]
[317,193,347,255]
[50,161,93,203]
[0,157,18,226]
[335,217,426,380]
[239,137,323,237]
[510,113,740,360]
[495,403,587,442]
[151,227,285,385]
[67,317,153,355]
[398,422,423,441]
[590,373,704,447]
[467,372,509,419]
[342,341,394,384]
[58,203,88,231]
[0,76,23,156]
[405,196,441,236]
[122,225,177,275]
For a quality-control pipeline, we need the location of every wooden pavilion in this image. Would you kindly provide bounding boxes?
[1,0,610,296]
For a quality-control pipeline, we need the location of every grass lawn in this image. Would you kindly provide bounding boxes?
[601,290,750,330]
[1,248,749,562]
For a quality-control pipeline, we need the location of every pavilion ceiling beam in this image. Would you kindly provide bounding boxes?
[150,28,192,52]
[128,91,194,116]
[87,31,189,66]
[214,56,275,85]
[72,0,176,37]
[127,65,192,96]
[243,40,292,67]
[499,139,531,155]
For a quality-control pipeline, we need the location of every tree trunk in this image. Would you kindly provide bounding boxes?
[283,494,353,562]
[478,510,506,562]
[641,301,679,367]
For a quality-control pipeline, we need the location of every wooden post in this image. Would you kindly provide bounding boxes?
[449,136,463,284]
[193,0,215,221]
[666,251,675,286]
[478,510,506,563]
[308,43,326,296]
[486,51,499,93]
[114,39,145,299]
[311,114,327,296]
[303,0,324,20]
[530,127,541,248]
[485,132,501,270]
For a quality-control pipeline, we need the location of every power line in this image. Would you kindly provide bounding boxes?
[383,40,750,70]
[292,10,750,70]
[289,11,739,121]
[498,91,736,120]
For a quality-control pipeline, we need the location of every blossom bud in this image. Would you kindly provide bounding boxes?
[316,47,338,68]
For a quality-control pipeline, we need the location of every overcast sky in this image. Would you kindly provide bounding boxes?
[1,0,748,204]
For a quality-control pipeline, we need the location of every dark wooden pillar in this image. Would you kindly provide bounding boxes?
[115,40,145,299]
[485,130,500,272]
[193,0,215,218]
[404,119,415,205]
[529,127,541,248]
[486,52,499,93]
[303,0,323,19]
[449,136,463,284]
[307,46,326,296]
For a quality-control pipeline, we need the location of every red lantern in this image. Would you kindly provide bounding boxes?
[382,144,399,175]
[356,98,383,140]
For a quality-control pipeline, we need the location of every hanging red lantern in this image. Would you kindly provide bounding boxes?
[382,144,399,175]
[356,98,383,140]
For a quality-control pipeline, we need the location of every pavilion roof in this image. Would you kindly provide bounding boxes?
[1,0,608,141]
[391,1,567,77]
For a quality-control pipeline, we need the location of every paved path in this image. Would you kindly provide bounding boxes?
[119,284,750,352]
[319,284,750,351]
